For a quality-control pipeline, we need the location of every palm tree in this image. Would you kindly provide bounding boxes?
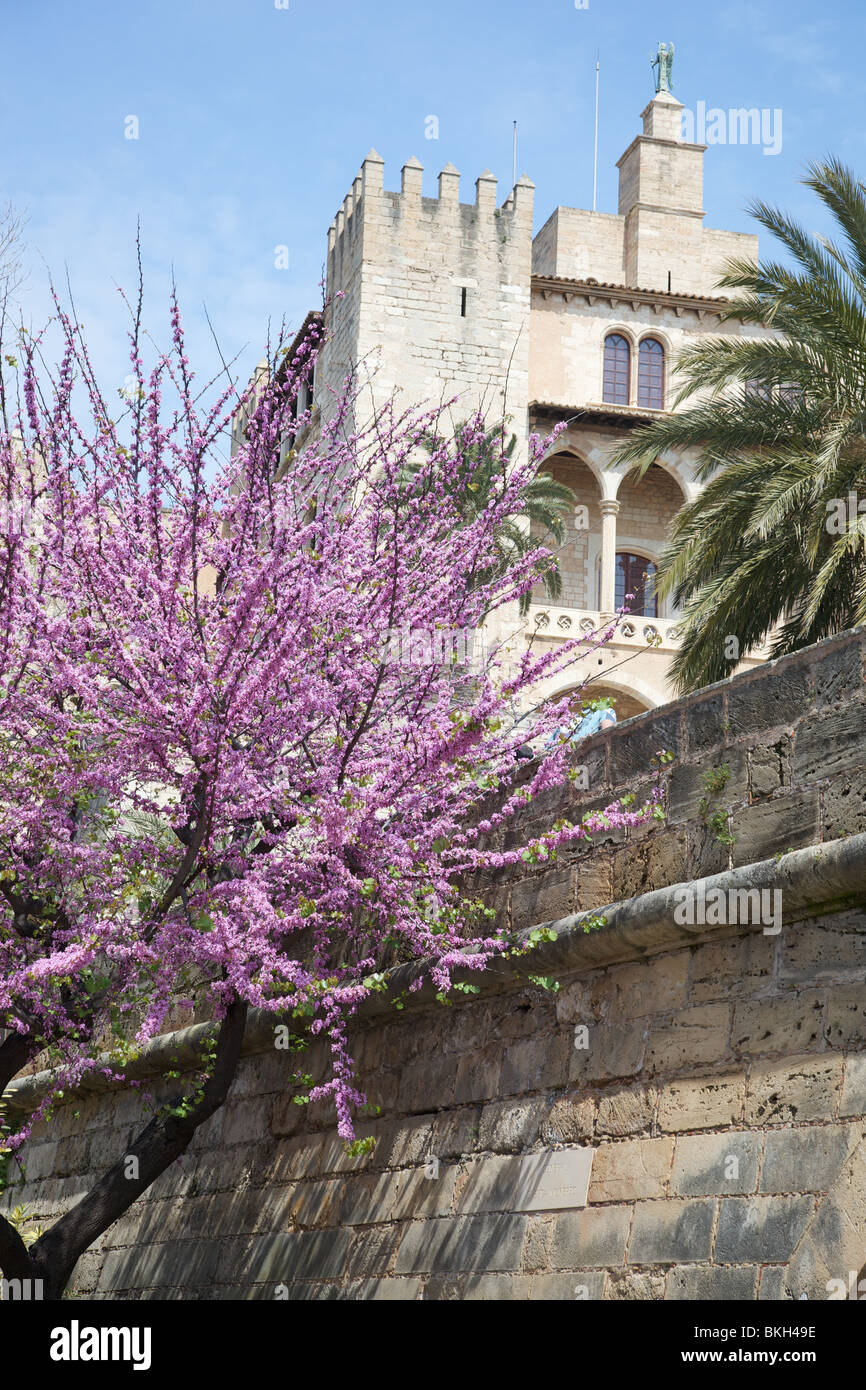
[613,158,866,693]
[407,419,575,614]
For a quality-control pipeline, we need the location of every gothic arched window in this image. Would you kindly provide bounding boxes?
[603,334,630,405]
[637,338,664,409]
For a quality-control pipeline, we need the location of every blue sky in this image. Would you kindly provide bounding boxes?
[3,0,864,396]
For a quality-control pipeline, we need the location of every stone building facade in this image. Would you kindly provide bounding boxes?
[305,83,770,716]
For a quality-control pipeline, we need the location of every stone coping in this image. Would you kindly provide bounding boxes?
[5,832,866,1117]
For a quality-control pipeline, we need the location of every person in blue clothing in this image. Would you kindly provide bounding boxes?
[514,697,616,764]
[547,698,617,747]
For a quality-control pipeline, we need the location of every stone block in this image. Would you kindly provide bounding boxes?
[779,917,866,985]
[336,1172,400,1226]
[784,1138,866,1299]
[730,790,821,868]
[732,992,824,1057]
[822,767,866,840]
[687,823,730,880]
[440,1000,492,1053]
[420,1275,467,1301]
[511,870,574,929]
[103,1238,223,1292]
[455,1148,594,1215]
[610,842,651,900]
[760,1123,855,1194]
[757,1265,787,1300]
[343,1225,401,1279]
[270,1094,306,1139]
[689,933,776,1004]
[672,1130,762,1196]
[549,1204,631,1268]
[600,952,689,1021]
[686,693,727,754]
[477,1096,549,1153]
[393,1165,461,1222]
[396,1051,460,1112]
[576,852,613,910]
[794,706,866,783]
[461,1273,534,1299]
[658,1072,745,1132]
[628,1198,716,1263]
[714,1195,813,1262]
[430,1107,482,1160]
[646,1004,731,1073]
[265,1135,325,1184]
[488,993,555,1045]
[605,1269,665,1299]
[609,711,682,785]
[596,1084,656,1136]
[521,1213,553,1271]
[825,986,866,1049]
[750,740,789,799]
[20,1141,60,1182]
[531,1271,605,1299]
[744,1054,843,1126]
[53,1134,92,1178]
[543,1092,596,1144]
[813,639,865,706]
[840,1053,866,1117]
[366,1116,435,1171]
[588,1136,673,1202]
[232,1229,351,1284]
[326,1277,422,1301]
[500,1032,569,1094]
[394,1214,527,1274]
[668,750,748,824]
[570,1019,647,1083]
[666,1263,759,1300]
[453,1047,502,1105]
[645,827,689,891]
[555,975,597,1026]
[727,663,810,737]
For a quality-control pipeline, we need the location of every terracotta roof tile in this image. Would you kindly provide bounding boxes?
[531,274,729,306]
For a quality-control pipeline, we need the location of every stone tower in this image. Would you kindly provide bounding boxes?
[316,151,535,445]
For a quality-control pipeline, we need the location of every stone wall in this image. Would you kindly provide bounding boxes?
[531,207,627,285]
[5,629,866,1300]
[616,464,685,549]
[489,624,866,933]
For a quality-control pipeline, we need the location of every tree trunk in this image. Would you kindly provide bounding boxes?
[2,998,248,1300]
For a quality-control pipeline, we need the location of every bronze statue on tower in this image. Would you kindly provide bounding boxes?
[652,41,675,94]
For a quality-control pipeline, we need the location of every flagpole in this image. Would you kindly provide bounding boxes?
[592,56,599,211]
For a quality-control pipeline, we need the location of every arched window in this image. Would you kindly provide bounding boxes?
[603,334,630,405]
[637,338,664,409]
[616,552,657,617]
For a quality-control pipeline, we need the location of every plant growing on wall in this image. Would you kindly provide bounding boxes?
[0,272,657,1298]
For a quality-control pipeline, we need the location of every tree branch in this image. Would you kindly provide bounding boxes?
[0,1210,34,1283]
[0,1028,36,1094]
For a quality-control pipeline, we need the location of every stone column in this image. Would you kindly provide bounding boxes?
[599,499,620,613]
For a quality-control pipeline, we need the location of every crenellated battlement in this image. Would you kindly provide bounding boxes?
[325,149,535,297]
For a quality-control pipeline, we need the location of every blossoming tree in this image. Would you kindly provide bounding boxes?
[0,282,656,1297]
